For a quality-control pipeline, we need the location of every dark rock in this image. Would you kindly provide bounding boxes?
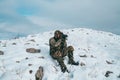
[28,64,32,66]
[16,61,20,63]
[38,56,44,59]
[36,44,39,46]
[105,71,113,77]
[91,55,96,58]
[25,57,29,60]
[79,54,87,57]
[50,32,52,34]
[80,62,85,66]
[108,34,113,36]
[12,43,16,45]
[106,60,114,64]
[29,70,33,74]
[104,45,107,47]
[44,43,49,46]
[86,33,89,35]
[0,51,4,55]
[26,48,41,53]
[30,39,35,42]
[25,43,30,45]
[117,74,120,78]
[78,48,80,50]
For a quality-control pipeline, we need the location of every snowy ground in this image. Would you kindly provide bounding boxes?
[0,28,120,80]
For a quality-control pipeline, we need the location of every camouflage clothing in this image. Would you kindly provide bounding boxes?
[49,30,79,72]
[49,37,68,58]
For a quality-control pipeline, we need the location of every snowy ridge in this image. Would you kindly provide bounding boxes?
[0,28,120,80]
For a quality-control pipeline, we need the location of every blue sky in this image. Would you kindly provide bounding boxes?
[0,0,120,39]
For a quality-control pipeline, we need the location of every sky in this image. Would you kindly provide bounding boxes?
[0,0,120,39]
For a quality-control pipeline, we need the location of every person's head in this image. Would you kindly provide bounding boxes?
[54,30,61,39]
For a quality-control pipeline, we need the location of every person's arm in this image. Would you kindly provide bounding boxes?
[49,38,62,47]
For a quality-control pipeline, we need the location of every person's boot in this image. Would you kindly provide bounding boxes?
[60,63,69,73]
[57,58,68,73]
[61,66,66,73]
[71,61,79,65]
[68,59,79,65]
[68,51,79,66]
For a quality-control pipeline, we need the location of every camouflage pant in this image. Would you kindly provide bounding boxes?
[50,46,75,72]
[50,46,74,59]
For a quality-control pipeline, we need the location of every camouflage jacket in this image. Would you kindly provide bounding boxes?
[49,37,67,57]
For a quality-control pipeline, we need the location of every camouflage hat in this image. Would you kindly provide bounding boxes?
[68,46,74,51]
[54,30,61,35]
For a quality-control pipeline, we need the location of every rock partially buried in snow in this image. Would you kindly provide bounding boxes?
[26,48,41,53]
[16,61,20,63]
[79,54,87,57]
[28,64,32,66]
[117,74,120,78]
[106,60,114,64]
[35,66,44,80]
[80,62,85,66]
[29,39,36,42]
[0,50,4,55]
[12,43,16,45]
[105,71,113,77]
[29,70,33,74]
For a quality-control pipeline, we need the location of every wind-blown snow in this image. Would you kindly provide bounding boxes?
[0,28,120,80]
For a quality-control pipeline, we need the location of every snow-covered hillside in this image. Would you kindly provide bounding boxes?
[0,28,120,80]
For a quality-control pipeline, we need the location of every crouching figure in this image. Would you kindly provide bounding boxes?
[49,30,79,73]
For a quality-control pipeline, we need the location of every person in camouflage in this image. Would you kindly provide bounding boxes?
[49,30,79,73]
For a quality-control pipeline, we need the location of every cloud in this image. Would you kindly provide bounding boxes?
[0,0,120,36]
[15,0,120,29]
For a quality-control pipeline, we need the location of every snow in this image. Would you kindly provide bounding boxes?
[0,28,120,80]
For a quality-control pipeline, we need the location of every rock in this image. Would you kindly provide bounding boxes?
[29,70,33,74]
[117,74,120,78]
[35,66,44,80]
[44,43,49,46]
[49,32,52,34]
[26,48,41,53]
[86,33,89,35]
[106,60,114,64]
[36,44,39,46]
[104,45,107,47]
[12,43,16,45]
[28,64,32,66]
[16,61,20,63]
[91,55,96,58]
[108,34,113,36]
[105,71,113,77]
[29,39,35,42]
[24,43,30,45]
[25,57,29,60]
[0,51,4,55]
[80,62,85,66]
[79,54,87,57]
[78,48,80,50]
[38,56,44,59]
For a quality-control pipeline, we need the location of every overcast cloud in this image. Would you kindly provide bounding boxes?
[0,0,120,39]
